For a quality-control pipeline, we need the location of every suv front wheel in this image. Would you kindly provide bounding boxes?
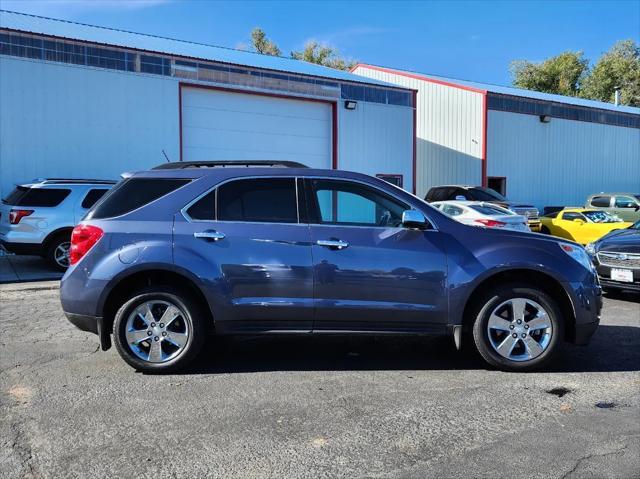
[113,287,206,373]
[471,284,564,371]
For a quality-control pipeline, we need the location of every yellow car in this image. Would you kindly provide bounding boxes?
[540,208,631,245]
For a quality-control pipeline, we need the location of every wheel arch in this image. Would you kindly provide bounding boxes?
[42,227,74,250]
[460,268,577,342]
[100,267,214,339]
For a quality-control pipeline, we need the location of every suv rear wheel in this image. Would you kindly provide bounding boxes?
[45,233,71,271]
[113,287,206,373]
[471,284,563,371]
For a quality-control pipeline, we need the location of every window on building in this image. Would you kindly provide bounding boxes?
[487,177,507,197]
[376,174,403,188]
[217,178,298,223]
[308,179,407,227]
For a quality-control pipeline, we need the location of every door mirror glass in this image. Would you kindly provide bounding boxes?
[402,210,427,228]
[454,195,466,201]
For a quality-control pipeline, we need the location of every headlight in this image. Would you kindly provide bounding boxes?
[559,243,595,272]
[585,242,596,255]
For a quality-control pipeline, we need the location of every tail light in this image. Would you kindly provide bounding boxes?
[69,224,104,265]
[474,219,506,228]
[9,209,34,224]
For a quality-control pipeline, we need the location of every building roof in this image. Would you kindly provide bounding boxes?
[0,10,399,88]
[352,64,640,115]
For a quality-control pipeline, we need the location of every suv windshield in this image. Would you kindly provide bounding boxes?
[468,187,507,202]
[583,211,622,223]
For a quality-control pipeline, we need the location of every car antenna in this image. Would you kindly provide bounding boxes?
[161,149,171,163]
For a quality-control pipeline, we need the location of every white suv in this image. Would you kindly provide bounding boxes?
[0,179,116,270]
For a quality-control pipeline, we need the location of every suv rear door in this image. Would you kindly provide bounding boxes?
[173,176,314,333]
[305,178,448,332]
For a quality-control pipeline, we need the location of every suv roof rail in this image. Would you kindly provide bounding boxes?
[36,178,117,185]
[152,160,309,170]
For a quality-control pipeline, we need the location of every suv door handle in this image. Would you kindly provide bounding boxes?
[316,239,349,250]
[194,230,225,241]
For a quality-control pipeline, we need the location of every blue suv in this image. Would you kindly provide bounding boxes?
[60,162,602,373]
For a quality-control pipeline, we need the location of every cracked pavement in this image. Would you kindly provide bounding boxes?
[0,282,639,478]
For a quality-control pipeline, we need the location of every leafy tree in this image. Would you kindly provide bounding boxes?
[291,41,357,71]
[510,51,589,97]
[580,40,640,107]
[250,28,281,56]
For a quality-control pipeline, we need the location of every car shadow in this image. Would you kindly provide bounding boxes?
[178,324,640,375]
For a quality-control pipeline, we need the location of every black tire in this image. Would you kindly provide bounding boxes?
[45,233,72,271]
[540,226,550,235]
[471,284,564,372]
[113,287,206,373]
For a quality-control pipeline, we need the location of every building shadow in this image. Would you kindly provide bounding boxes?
[178,323,639,376]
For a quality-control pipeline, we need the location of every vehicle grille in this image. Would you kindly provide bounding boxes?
[512,207,539,220]
[597,252,640,269]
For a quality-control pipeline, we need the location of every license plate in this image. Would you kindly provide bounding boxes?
[611,268,634,283]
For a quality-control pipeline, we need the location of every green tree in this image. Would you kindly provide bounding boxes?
[250,28,281,56]
[510,51,589,97]
[580,40,640,107]
[291,41,356,71]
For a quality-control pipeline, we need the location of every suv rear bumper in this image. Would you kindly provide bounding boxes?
[64,312,111,350]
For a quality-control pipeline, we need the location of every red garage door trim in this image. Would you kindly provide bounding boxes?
[178,82,337,168]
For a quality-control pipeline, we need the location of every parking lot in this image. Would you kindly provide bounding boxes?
[0,281,638,478]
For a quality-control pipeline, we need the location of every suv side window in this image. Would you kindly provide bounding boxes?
[308,179,407,227]
[81,189,109,209]
[614,196,637,208]
[186,190,216,221]
[590,196,611,208]
[217,178,298,223]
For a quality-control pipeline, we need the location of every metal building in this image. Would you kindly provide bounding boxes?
[353,64,640,209]
[0,11,415,199]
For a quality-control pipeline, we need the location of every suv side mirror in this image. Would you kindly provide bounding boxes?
[402,210,428,229]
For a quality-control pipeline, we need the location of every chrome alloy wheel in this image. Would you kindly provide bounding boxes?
[54,242,71,268]
[125,300,190,363]
[486,298,552,362]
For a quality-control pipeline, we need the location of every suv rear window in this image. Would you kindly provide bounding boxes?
[2,186,70,207]
[87,178,190,219]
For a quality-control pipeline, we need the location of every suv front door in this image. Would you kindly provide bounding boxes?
[305,178,448,332]
[613,195,640,222]
[173,177,314,333]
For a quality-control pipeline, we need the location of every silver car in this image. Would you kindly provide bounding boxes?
[0,179,115,270]
[431,200,531,232]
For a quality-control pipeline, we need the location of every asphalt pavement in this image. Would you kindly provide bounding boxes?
[0,282,638,478]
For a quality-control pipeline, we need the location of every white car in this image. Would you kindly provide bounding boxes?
[431,200,531,232]
[0,178,116,270]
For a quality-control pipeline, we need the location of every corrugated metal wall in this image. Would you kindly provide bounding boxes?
[487,110,640,209]
[338,101,413,186]
[0,56,414,199]
[353,67,483,198]
[0,56,180,197]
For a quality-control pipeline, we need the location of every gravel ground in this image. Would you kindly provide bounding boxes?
[0,282,638,479]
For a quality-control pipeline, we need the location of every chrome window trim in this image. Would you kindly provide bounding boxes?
[180,174,438,231]
[180,175,301,225]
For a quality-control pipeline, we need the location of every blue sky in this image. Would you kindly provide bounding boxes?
[2,0,639,85]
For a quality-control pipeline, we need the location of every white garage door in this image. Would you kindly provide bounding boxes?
[181,87,332,168]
